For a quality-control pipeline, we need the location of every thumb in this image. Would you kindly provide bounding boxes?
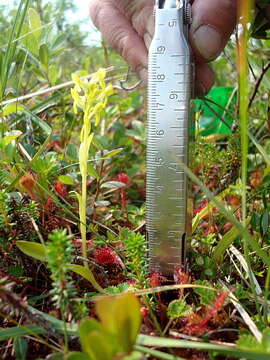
[190,0,238,63]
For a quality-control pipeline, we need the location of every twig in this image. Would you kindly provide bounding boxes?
[169,330,237,347]
[202,99,233,130]
[0,270,45,294]
[133,221,146,232]
[0,67,123,107]
[248,61,270,109]
[0,286,60,341]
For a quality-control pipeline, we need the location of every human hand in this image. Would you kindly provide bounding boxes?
[89,0,238,96]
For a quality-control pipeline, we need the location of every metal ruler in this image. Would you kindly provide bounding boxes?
[147,0,194,276]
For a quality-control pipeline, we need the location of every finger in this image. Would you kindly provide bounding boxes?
[90,0,148,75]
[190,0,238,63]
[195,63,215,97]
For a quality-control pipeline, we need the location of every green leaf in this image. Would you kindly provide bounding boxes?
[123,351,145,360]
[3,130,23,146]
[52,33,66,50]
[96,296,118,334]
[212,226,239,262]
[88,165,100,180]
[47,354,64,360]
[167,299,193,319]
[79,318,103,345]
[103,148,123,159]
[28,8,42,39]
[79,318,115,360]
[13,338,28,360]
[101,181,125,189]
[260,210,269,236]
[48,65,58,85]
[39,43,49,68]
[3,104,24,116]
[23,108,52,162]
[66,353,90,360]
[237,329,270,355]
[86,331,115,360]
[237,333,262,352]
[96,293,141,353]
[251,212,261,232]
[16,241,47,262]
[117,294,142,353]
[67,264,104,293]
[0,325,46,342]
[21,23,39,55]
[58,175,74,185]
[32,67,47,81]
[95,200,110,207]
[193,281,216,306]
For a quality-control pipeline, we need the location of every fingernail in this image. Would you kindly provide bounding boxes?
[192,25,223,61]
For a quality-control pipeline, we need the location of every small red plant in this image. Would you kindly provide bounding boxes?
[94,246,123,267]
[45,197,55,212]
[174,266,190,285]
[185,291,229,335]
[118,172,131,208]
[150,271,161,288]
[174,266,190,297]
[193,199,208,216]
[250,170,263,188]
[150,272,162,303]
[46,139,62,152]
[54,181,68,198]
[140,306,149,318]
[19,172,37,200]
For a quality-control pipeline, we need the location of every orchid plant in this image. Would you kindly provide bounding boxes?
[71,69,114,266]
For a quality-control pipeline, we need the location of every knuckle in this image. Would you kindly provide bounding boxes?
[119,35,130,59]
[89,0,101,28]
[111,29,130,59]
[110,29,141,70]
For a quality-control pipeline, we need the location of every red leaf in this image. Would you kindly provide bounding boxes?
[54,181,68,198]
[19,172,37,200]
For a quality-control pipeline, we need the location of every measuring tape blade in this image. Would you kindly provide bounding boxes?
[147,0,194,276]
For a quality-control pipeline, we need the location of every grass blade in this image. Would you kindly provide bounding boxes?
[237,0,253,226]
[0,325,45,342]
[178,160,270,267]
[212,226,240,262]
[135,345,186,360]
[137,335,270,360]
[1,0,31,100]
